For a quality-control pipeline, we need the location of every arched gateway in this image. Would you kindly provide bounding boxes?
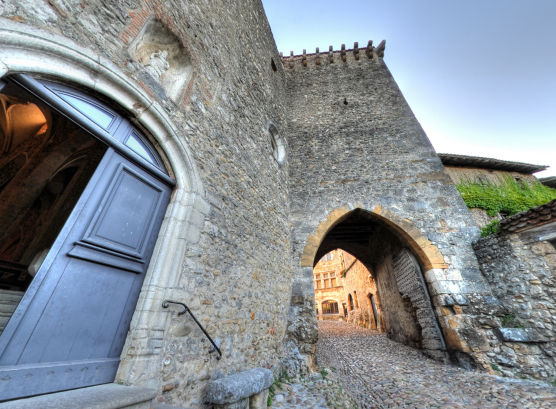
[0,75,172,400]
[309,208,448,360]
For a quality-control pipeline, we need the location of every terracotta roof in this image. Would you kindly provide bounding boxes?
[540,176,556,188]
[438,153,548,174]
[499,199,556,234]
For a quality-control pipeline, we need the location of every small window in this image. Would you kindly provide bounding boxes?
[57,92,115,129]
[38,80,168,174]
[125,132,159,164]
[322,301,339,314]
[266,121,286,166]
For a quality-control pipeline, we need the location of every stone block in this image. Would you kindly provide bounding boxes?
[249,389,269,409]
[545,254,556,269]
[442,328,471,353]
[452,294,469,305]
[495,328,547,343]
[424,268,446,283]
[429,280,464,296]
[459,328,490,352]
[205,368,273,405]
[214,398,249,409]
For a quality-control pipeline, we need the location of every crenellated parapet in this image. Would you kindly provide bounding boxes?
[280,40,385,68]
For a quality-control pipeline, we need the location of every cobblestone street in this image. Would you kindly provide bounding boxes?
[271,321,556,408]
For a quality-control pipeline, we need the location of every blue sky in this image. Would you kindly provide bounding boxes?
[262,0,556,177]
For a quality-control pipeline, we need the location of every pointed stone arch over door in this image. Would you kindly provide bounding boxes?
[0,75,173,400]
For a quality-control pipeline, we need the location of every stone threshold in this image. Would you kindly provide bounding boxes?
[0,383,157,409]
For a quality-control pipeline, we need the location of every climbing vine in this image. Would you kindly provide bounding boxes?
[456,176,556,217]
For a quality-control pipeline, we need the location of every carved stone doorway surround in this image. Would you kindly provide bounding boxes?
[0,20,207,391]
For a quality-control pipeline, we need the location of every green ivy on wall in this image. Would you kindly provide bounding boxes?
[456,176,556,217]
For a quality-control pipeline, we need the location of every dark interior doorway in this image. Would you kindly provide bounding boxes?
[0,75,173,401]
[0,81,107,334]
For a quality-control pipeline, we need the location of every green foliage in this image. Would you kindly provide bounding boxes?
[320,367,328,379]
[480,220,500,237]
[490,363,501,373]
[456,176,556,217]
[267,371,291,407]
[501,313,524,329]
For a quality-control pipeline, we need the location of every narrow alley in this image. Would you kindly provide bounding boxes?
[270,321,556,409]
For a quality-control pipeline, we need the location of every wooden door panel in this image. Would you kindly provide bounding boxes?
[0,148,171,400]
[1,358,120,400]
[82,166,165,258]
[21,260,135,363]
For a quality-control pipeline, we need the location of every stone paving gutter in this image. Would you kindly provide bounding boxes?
[271,321,556,408]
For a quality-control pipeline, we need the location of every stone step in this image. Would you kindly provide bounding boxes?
[151,403,194,409]
[0,289,25,303]
[0,289,24,334]
[0,383,156,409]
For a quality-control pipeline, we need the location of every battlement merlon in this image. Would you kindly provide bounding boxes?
[279,40,385,68]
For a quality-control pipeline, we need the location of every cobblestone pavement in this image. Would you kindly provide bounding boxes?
[268,370,356,409]
[271,321,556,408]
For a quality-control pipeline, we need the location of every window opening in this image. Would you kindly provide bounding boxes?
[124,130,164,168]
[56,91,115,129]
[266,121,286,166]
[322,301,339,314]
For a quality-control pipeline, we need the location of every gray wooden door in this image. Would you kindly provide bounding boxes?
[0,147,171,400]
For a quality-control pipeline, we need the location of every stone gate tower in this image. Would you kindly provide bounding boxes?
[283,42,499,370]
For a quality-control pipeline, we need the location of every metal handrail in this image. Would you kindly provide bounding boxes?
[162,300,222,360]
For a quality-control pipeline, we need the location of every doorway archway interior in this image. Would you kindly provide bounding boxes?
[313,209,447,360]
[0,74,173,400]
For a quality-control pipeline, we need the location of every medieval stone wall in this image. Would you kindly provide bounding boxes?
[284,47,501,369]
[443,166,538,186]
[0,1,292,407]
[313,250,346,320]
[474,229,556,381]
[313,249,383,328]
[341,251,381,330]
[2,1,551,404]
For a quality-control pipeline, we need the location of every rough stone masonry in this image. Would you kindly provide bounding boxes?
[0,0,552,407]
[283,43,504,372]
